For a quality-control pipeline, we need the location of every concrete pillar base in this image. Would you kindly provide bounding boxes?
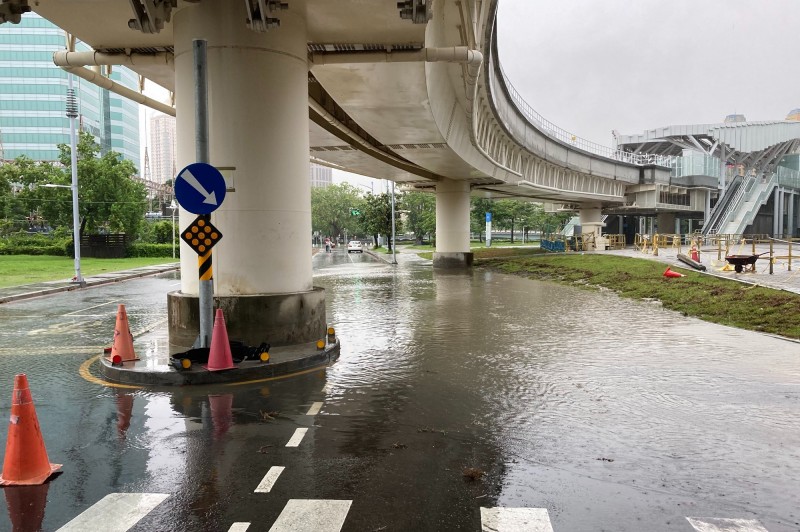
[432,252,474,268]
[167,288,327,351]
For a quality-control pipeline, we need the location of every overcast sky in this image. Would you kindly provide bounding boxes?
[497,0,800,147]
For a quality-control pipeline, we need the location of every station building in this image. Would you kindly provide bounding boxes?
[604,111,800,242]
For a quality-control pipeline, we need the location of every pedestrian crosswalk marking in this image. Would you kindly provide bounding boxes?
[480,507,554,532]
[687,517,769,532]
[268,499,352,532]
[255,466,286,493]
[56,493,169,532]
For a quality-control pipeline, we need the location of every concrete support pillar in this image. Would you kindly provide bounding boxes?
[789,192,796,237]
[773,187,781,236]
[433,179,473,268]
[579,205,604,250]
[167,0,326,349]
[656,212,675,234]
[778,189,786,237]
[674,217,680,235]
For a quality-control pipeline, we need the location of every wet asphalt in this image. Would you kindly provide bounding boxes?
[0,250,798,531]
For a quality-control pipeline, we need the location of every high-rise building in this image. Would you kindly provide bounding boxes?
[149,113,177,184]
[310,163,332,188]
[0,13,139,167]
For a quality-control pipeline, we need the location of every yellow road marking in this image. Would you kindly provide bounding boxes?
[225,364,329,386]
[78,355,141,390]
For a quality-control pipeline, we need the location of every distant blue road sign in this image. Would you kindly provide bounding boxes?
[174,163,227,215]
[485,212,492,222]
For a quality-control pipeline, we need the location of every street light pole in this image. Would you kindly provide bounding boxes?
[391,181,397,265]
[170,199,177,259]
[66,73,84,285]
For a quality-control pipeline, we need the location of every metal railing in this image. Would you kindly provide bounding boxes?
[703,175,756,236]
[777,165,800,189]
[497,64,673,168]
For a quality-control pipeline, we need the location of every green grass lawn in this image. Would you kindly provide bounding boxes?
[0,255,178,288]
[478,252,800,339]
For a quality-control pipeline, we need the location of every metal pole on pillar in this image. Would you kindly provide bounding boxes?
[66,73,84,286]
[194,39,214,348]
[391,181,397,265]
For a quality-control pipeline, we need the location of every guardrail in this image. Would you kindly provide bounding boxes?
[497,64,673,168]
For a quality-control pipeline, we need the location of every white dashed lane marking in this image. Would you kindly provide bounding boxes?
[285,428,308,447]
[268,499,352,532]
[480,507,554,532]
[306,402,323,416]
[228,523,251,532]
[255,466,286,493]
[56,493,169,532]
[687,517,769,532]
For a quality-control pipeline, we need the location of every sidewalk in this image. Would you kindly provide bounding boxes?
[0,263,180,304]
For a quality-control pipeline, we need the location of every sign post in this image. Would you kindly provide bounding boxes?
[175,160,226,349]
[486,212,492,247]
[172,37,228,349]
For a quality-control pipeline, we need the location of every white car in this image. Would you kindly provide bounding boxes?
[347,240,364,253]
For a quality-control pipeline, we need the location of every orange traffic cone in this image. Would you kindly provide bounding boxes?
[107,304,138,364]
[205,309,235,371]
[4,483,49,532]
[663,267,684,278]
[0,375,61,486]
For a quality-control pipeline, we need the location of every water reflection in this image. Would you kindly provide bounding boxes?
[114,392,134,440]
[3,483,49,532]
[315,259,800,527]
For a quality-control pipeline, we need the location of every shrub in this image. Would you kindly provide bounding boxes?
[127,243,179,258]
[0,231,69,256]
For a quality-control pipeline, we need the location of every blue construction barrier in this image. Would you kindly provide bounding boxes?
[541,239,565,252]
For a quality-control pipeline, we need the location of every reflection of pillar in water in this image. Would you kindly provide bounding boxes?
[115,392,134,440]
[208,394,234,441]
[4,483,49,532]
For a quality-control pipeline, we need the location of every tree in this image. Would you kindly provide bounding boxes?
[310,183,364,241]
[401,190,435,245]
[51,131,147,237]
[492,199,540,242]
[0,156,66,234]
[0,132,147,239]
[470,198,494,242]
[361,192,396,249]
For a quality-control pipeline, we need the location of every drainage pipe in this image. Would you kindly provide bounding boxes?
[53,51,175,116]
[56,65,175,117]
[53,50,174,69]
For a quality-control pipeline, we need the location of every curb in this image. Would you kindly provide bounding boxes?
[98,340,341,386]
[0,264,180,305]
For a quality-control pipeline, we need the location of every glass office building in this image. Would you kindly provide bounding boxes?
[0,13,139,168]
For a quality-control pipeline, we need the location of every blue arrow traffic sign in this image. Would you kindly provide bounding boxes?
[174,163,227,215]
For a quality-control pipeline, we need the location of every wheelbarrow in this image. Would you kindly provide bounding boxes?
[724,252,769,273]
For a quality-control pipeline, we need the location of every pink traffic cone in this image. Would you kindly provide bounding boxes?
[205,309,235,371]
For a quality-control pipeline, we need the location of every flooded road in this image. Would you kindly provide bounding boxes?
[0,250,798,531]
